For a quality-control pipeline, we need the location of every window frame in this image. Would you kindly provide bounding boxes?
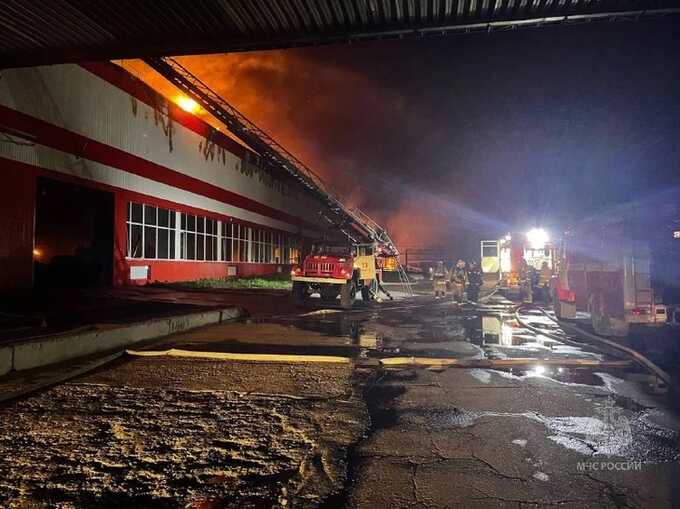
[127,202,176,260]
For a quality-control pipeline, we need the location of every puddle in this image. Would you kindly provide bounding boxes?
[463,313,607,363]
[472,366,608,387]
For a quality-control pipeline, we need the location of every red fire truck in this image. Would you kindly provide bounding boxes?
[291,243,379,308]
[553,221,667,337]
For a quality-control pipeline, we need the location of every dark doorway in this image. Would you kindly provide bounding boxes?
[34,177,114,288]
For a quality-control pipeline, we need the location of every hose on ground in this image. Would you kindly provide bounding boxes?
[516,304,672,388]
[511,305,610,357]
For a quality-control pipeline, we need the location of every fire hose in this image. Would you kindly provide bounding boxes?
[514,304,672,388]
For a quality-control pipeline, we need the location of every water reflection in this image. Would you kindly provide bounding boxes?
[481,315,515,346]
[492,366,609,386]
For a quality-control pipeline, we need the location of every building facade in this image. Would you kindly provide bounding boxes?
[0,63,333,292]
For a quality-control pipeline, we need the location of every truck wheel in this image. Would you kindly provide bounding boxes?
[292,281,306,305]
[361,286,372,302]
[340,281,356,309]
[320,284,340,301]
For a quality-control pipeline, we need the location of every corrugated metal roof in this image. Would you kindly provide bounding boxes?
[0,0,678,68]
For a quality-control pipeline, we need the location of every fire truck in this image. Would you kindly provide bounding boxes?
[552,222,667,337]
[482,224,667,336]
[291,243,382,308]
[480,229,558,299]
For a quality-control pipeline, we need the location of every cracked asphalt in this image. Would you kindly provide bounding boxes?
[1,292,679,508]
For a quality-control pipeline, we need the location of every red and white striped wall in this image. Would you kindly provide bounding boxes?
[0,62,332,290]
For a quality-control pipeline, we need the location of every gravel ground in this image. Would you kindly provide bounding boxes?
[0,358,367,508]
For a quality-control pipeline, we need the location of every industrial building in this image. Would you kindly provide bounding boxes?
[0,62,336,292]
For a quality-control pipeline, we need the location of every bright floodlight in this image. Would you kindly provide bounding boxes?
[526,228,549,248]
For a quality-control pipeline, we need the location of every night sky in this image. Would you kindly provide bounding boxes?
[121,18,680,259]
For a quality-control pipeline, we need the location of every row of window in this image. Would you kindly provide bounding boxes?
[126,203,300,264]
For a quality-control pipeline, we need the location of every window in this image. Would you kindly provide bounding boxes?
[180,213,196,260]
[250,228,282,264]
[180,213,218,261]
[272,233,282,264]
[221,222,234,262]
[289,239,300,265]
[240,226,250,262]
[252,228,262,263]
[264,230,272,263]
[206,218,217,261]
[482,245,498,257]
[220,223,252,263]
[127,203,175,259]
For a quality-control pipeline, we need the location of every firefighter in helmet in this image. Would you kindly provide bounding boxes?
[450,259,468,302]
[519,258,533,303]
[537,261,553,302]
[467,260,482,302]
[433,260,448,298]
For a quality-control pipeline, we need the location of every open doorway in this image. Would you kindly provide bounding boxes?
[34,177,114,288]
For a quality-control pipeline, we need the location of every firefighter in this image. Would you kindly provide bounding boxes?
[537,261,553,302]
[374,257,394,301]
[519,258,533,303]
[432,260,448,298]
[450,259,468,302]
[467,261,482,302]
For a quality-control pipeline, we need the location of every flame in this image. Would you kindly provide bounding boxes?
[177,95,199,113]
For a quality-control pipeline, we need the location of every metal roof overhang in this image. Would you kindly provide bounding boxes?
[1,1,678,68]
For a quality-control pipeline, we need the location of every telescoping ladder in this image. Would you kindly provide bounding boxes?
[144,57,412,296]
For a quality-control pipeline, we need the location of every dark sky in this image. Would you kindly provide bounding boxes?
[123,18,680,258]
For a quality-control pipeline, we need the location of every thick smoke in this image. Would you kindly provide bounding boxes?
[118,21,680,257]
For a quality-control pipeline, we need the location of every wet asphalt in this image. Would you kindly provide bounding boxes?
[1,290,679,508]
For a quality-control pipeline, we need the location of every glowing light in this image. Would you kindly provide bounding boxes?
[177,96,199,113]
[674,230,680,239]
[531,365,546,376]
[504,234,512,241]
[32,248,42,258]
[526,228,549,249]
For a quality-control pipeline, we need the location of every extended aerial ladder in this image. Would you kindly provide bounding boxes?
[144,57,412,295]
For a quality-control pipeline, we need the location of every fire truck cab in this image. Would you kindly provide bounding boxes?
[291,243,379,308]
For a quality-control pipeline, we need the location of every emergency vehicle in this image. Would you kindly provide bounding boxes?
[553,222,667,337]
[291,243,381,308]
[480,229,557,298]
